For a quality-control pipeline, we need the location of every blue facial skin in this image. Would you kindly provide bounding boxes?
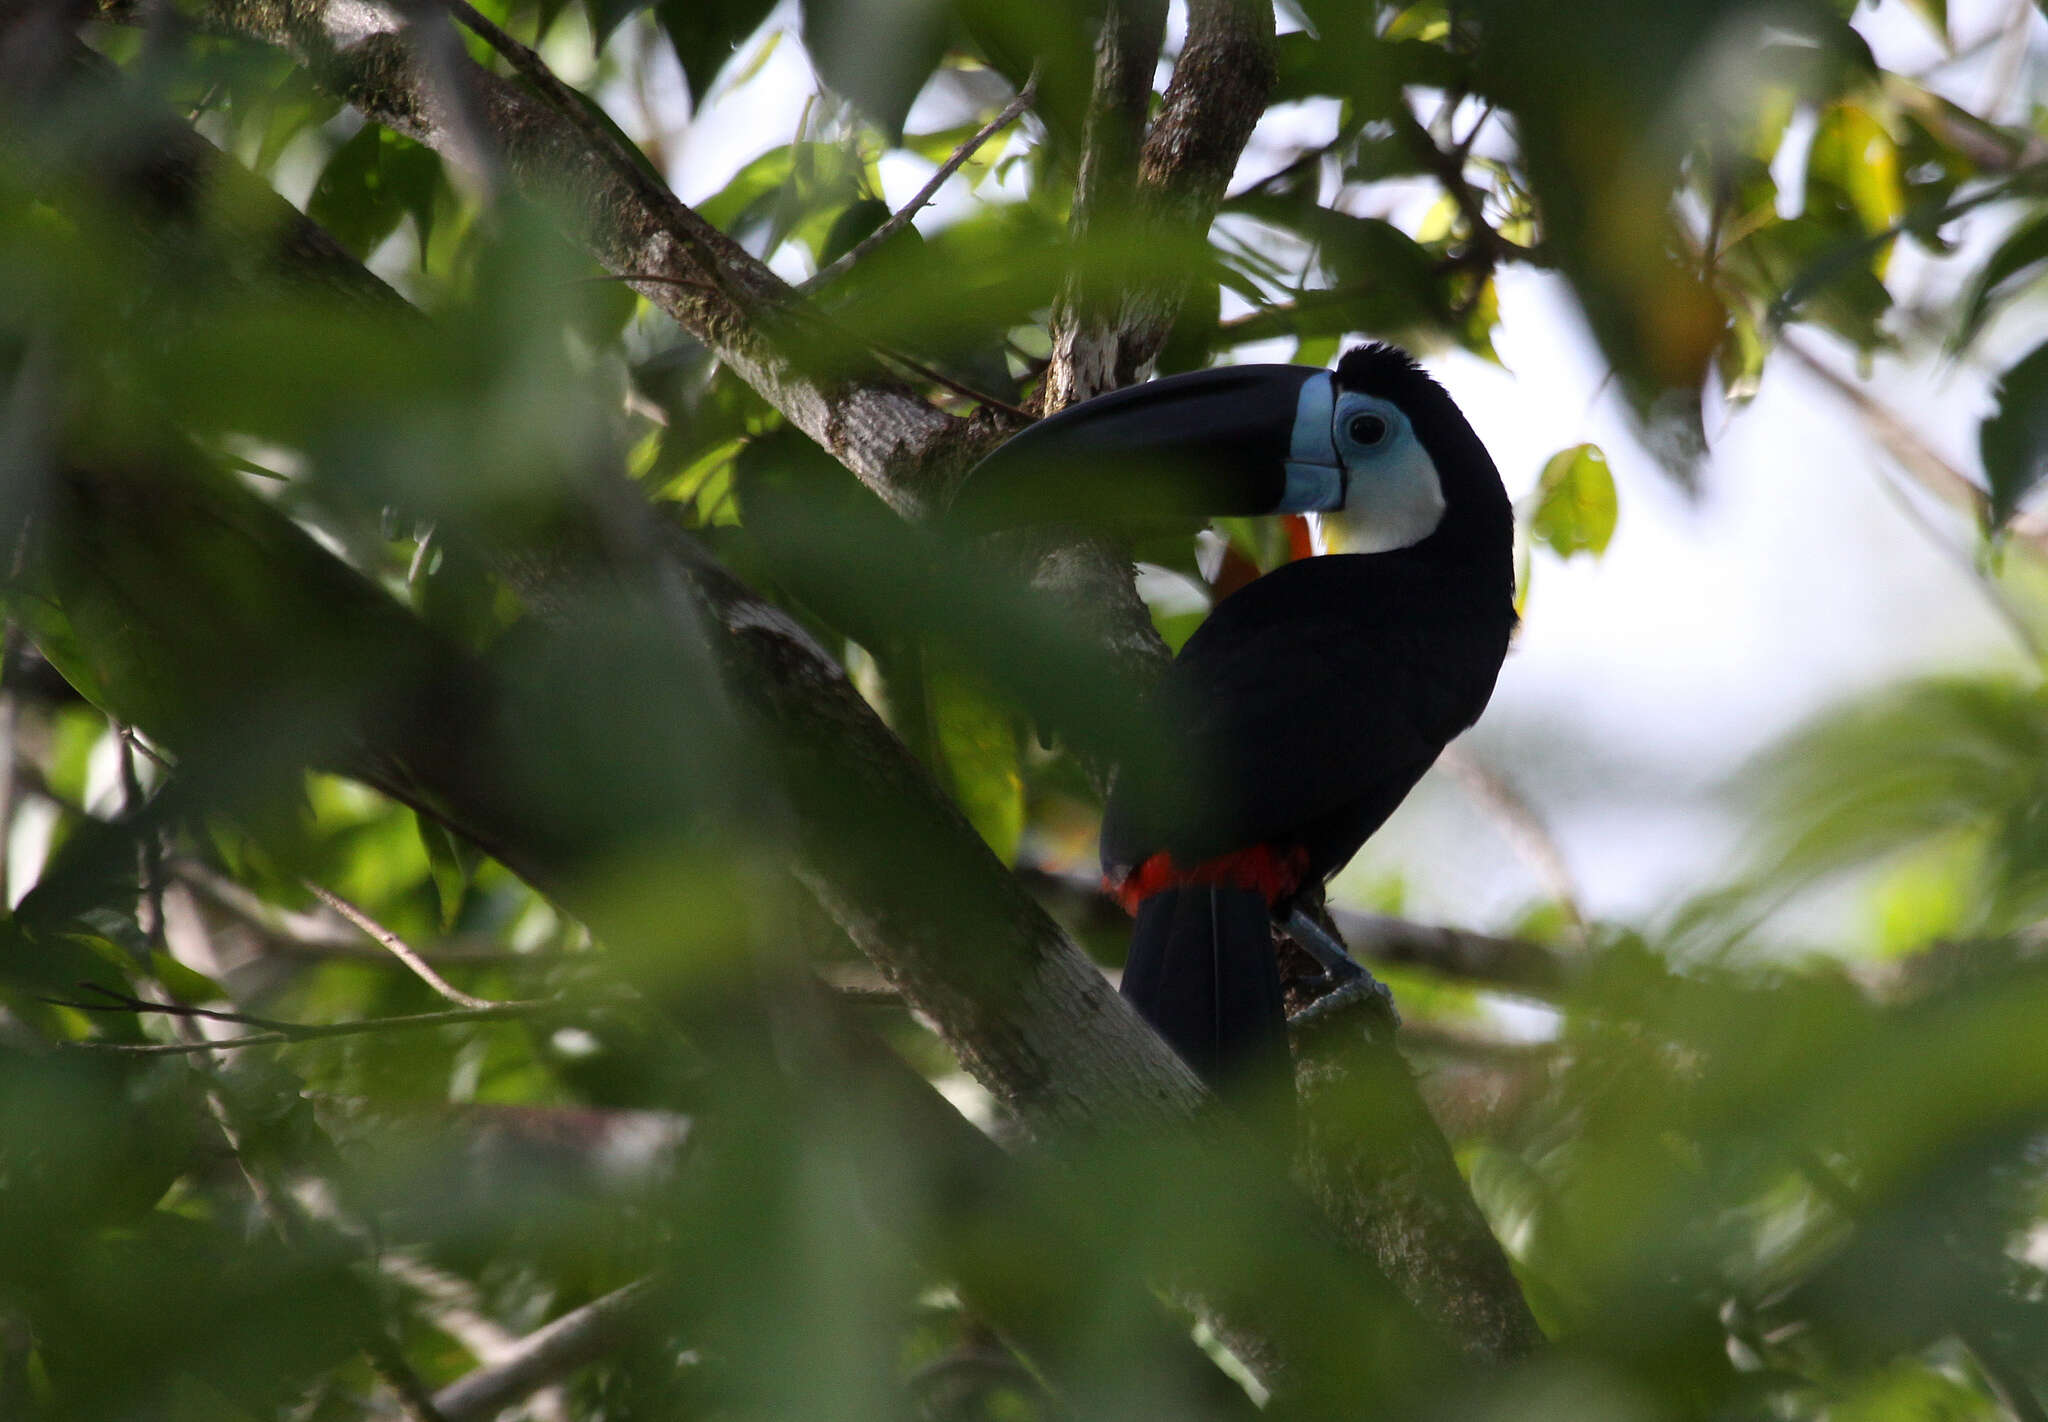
[1277,373,1447,554]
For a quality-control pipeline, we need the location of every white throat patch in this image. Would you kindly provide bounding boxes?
[1324,440,1446,554]
[1281,373,1451,555]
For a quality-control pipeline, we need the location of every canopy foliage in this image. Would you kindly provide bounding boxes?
[4,0,2048,1418]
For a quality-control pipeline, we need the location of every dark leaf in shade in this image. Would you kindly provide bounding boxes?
[1981,339,2048,529]
[655,0,780,110]
[799,0,950,141]
[306,125,442,261]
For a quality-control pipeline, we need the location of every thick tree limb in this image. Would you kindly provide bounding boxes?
[1045,0,1275,406]
[2,28,414,317]
[1291,986,1548,1360]
[1118,0,1275,377]
[1045,0,1168,410]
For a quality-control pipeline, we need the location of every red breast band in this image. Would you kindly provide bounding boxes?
[1109,844,1310,916]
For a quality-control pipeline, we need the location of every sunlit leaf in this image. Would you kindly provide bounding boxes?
[1806,103,1905,246]
[1529,444,1617,559]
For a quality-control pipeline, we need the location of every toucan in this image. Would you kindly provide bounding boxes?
[956,345,1515,1088]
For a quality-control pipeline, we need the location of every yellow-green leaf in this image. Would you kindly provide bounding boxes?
[1807,103,1905,239]
[1530,444,1617,560]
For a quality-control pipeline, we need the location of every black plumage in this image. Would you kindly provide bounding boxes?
[1103,345,1516,1088]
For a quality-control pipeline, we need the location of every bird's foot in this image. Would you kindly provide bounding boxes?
[1283,908,1400,1025]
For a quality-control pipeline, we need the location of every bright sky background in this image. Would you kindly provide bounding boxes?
[632,0,2046,946]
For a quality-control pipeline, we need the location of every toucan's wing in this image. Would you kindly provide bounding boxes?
[1102,557,1503,872]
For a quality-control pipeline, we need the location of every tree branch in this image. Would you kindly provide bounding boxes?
[302,879,503,1008]
[1044,0,1168,410]
[1291,983,1548,1360]
[429,1280,658,1422]
[53,988,564,1054]
[1113,0,1277,377]
[804,77,1039,294]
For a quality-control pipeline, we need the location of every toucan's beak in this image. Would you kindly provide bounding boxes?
[948,366,1344,534]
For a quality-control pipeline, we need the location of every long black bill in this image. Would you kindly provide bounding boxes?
[947,365,1333,535]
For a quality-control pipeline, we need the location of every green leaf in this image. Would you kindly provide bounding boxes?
[799,0,949,141]
[655,0,780,108]
[1743,674,2048,931]
[818,196,891,267]
[1732,212,1894,351]
[1271,31,1460,110]
[306,125,442,262]
[587,0,651,50]
[1805,103,1905,245]
[952,0,1096,153]
[1980,339,2048,529]
[1716,305,1767,406]
[696,142,870,259]
[418,812,476,932]
[1529,444,1617,559]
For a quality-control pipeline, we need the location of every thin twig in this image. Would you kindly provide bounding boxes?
[303,880,500,1008]
[1871,443,2044,665]
[407,520,437,586]
[1783,335,2048,663]
[429,1279,659,1422]
[167,856,541,963]
[1781,337,2008,527]
[363,1326,455,1422]
[1438,744,1586,932]
[54,995,561,1054]
[383,1255,575,1422]
[864,342,1032,419]
[50,982,285,1027]
[115,723,168,958]
[1393,104,1511,266]
[802,77,1037,294]
[1229,130,1349,200]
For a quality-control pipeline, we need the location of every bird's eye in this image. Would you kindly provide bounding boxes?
[1347,413,1390,446]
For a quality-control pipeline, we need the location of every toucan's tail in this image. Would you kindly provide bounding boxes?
[1120,885,1290,1089]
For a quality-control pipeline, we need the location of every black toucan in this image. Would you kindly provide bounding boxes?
[957,345,1515,1088]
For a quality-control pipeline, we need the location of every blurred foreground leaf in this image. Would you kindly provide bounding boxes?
[1982,340,2048,530]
